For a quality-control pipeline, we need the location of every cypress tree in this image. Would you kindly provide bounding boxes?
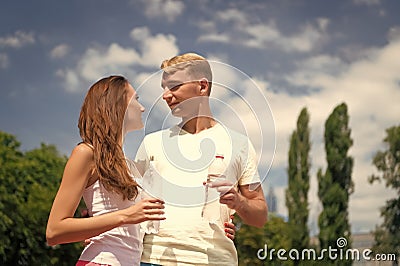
[285,107,311,260]
[318,103,354,265]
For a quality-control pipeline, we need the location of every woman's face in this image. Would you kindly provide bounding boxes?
[123,83,145,133]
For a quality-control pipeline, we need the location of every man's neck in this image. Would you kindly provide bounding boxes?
[180,116,216,134]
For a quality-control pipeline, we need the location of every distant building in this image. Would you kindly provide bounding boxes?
[266,186,277,213]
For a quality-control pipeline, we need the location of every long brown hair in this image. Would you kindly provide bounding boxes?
[78,75,138,200]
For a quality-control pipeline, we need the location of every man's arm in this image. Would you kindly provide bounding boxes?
[236,184,267,227]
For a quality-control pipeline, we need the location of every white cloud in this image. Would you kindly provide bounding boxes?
[283,23,327,52]
[56,68,80,92]
[353,0,385,17]
[57,27,178,92]
[142,0,185,23]
[135,71,165,104]
[57,43,140,92]
[0,31,35,48]
[197,33,231,43]
[130,27,179,67]
[349,162,393,232]
[197,8,329,53]
[197,21,217,32]
[50,44,69,59]
[215,8,248,25]
[80,44,141,81]
[353,0,381,6]
[245,20,329,52]
[285,54,347,86]
[0,53,9,68]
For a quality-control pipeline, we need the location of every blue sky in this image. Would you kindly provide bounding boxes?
[1,0,400,235]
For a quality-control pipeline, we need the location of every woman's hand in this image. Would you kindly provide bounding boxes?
[224,216,236,241]
[122,197,165,224]
[81,198,165,246]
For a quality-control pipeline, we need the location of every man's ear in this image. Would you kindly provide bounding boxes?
[199,78,209,95]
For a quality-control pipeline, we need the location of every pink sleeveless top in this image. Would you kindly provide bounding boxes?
[78,180,143,266]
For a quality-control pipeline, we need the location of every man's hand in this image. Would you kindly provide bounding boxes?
[207,181,238,241]
[210,180,268,228]
[209,179,242,211]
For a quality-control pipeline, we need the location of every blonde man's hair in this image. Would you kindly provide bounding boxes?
[161,53,213,92]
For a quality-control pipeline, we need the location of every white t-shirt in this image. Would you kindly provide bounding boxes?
[135,123,260,266]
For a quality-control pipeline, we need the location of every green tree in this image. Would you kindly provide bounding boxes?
[0,131,23,263]
[369,125,400,266]
[285,107,311,262]
[0,131,83,265]
[317,103,354,265]
[235,215,293,266]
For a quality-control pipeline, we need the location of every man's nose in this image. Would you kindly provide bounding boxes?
[162,87,172,100]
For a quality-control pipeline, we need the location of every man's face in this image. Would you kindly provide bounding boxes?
[161,69,202,117]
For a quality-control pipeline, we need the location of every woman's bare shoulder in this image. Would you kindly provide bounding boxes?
[71,142,94,161]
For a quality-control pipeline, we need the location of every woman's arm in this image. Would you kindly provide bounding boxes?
[46,144,165,246]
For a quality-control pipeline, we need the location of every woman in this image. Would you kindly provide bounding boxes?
[46,75,165,266]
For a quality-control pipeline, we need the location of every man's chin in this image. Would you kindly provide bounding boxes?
[171,107,183,117]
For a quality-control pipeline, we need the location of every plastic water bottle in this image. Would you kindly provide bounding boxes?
[201,154,226,223]
[141,156,163,234]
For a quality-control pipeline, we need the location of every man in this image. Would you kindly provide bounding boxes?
[136,52,268,265]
